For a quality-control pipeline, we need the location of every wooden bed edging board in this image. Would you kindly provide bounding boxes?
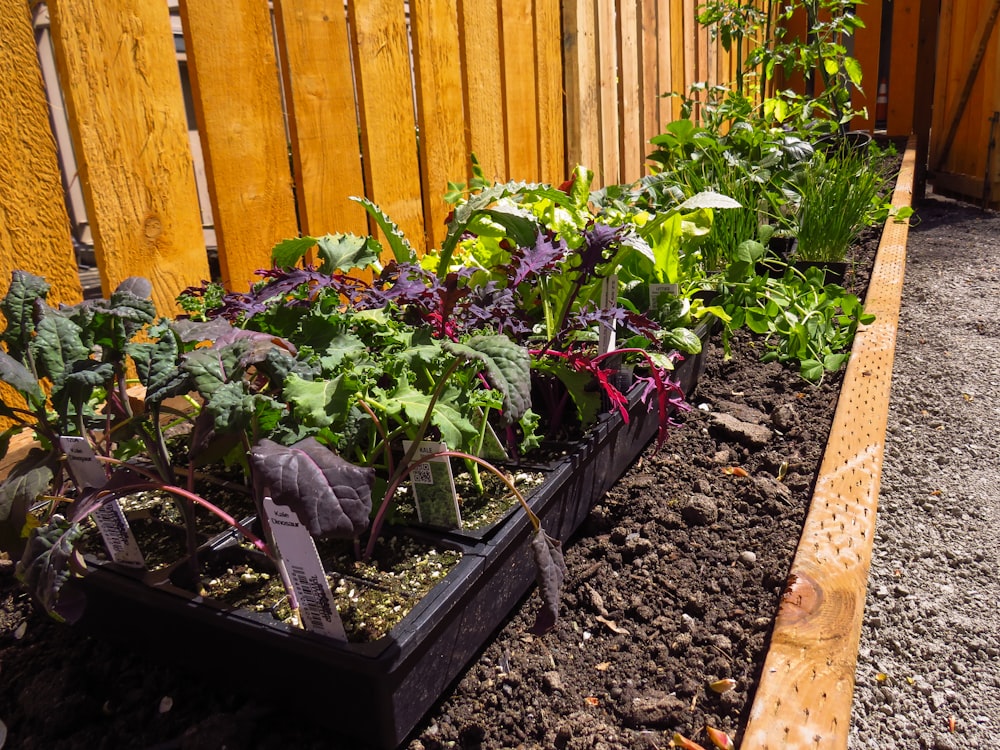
[742,135,917,748]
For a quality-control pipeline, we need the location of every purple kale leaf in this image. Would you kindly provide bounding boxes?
[529,527,567,635]
[509,232,566,286]
[250,438,374,539]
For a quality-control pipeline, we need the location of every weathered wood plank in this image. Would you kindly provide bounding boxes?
[348,0,426,254]
[535,0,566,183]
[0,0,83,430]
[657,0,676,128]
[743,137,916,750]
[851,0,883,132]
[411,0,467,247]
[0,0,81,307]
[274,0,368,239]
[618,0,642,183]
[596,0,621,185]
[459,0,507,183]
[639,0,660,163]
[563,0,601,175]
[48,0,208,313]
[670,0,685,120]
[887,0,921,137]
[500,0,540,180]
[179,0,298,291]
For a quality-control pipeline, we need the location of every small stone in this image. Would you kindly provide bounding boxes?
[710,412,772,448]
[542,671,564,693]
[623,692,688,728]
[681,494,719,526]
[739,550,757,566]
[771,403,798,431]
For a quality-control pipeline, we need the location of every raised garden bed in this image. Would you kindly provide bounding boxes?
[0,141,912,750]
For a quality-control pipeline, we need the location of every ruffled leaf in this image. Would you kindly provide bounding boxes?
[0,270,49,359]
[15,515,87,623]
[442,334,531,423]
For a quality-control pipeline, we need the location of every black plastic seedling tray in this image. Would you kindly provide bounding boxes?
[76,331,711,749]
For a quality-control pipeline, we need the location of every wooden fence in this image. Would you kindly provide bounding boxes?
[929,0,1000,207]
[1,0,745,317]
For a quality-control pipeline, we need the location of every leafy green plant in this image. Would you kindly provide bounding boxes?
[695,0,868,136]
[793,148,888,262]
[1,266,565,629]
[717,264,874,381]
[642,117,813,272]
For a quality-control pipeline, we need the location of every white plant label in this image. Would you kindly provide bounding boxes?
[598,274,618,356]
[648,283,680,310]
[403,440,461,529]
[59,436,144,567]
[262,497,347,641]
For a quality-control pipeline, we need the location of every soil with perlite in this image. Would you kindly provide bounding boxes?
[0,214,904,750]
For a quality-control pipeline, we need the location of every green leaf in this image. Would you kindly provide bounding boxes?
[0,450,55,553]
[0,350,45,407]
[823,352,850,372]
[315,233,380,274]
[108,281,157,339]
[351,197,416,263]
[744,308,772,335]
[204,381,256,432]
[132,333,188,405]
[15,514,87,622]
[800,359,824,382]
[29,314,90,386]
[442,335,532,423]
[284,373,355,429]
[271,236,319,268]
[658,327,703,354]
[479,209,539,248]
[843,56,863,86]
[677,191,742,211]
[379,377,477,449]
[1,270,50,359]
[182,345,242,399]
[735,239,766,264]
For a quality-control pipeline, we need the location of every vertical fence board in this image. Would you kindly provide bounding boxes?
[0,1,81,306]
[412,0,467,247]
[179,0,297,291]
[930,0,954,149]
[274,0,368,240]
[348,0,426,253]
[562,0,601,175]
[657,0,675,127]
[670,0,686,119]
[48,0,207,314]
[459,0,507,182]
[851,0,883,131]
[639,0,660,165]
[597,0,621,185]
[887,0,920,136]
[0,0,83,430]
[618,0,642,183]
[501,0,540,180]
[535,0,565,183]
[697,3,710,87]
[682,0,696,103]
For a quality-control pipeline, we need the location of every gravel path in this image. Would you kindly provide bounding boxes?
[849,194,1000,749]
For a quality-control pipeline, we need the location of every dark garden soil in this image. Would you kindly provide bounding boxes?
[0,233,880,749]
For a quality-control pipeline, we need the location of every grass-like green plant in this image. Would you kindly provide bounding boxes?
[794,148,887,263]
